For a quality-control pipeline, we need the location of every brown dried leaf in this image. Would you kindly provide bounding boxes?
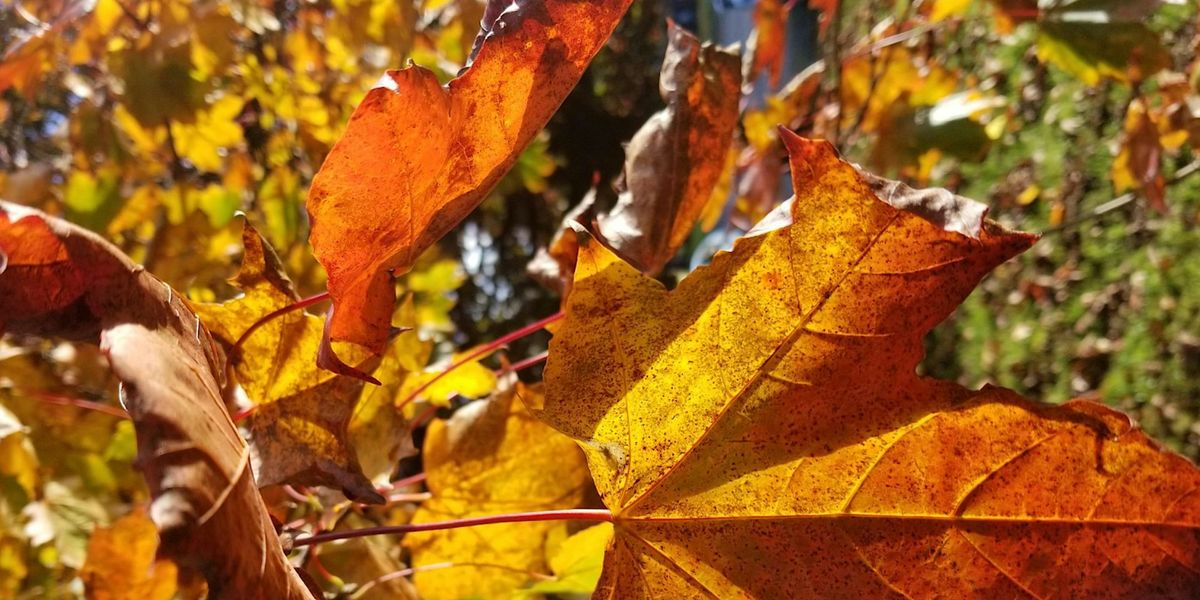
[531,24,741,289]
[0,202,313,599]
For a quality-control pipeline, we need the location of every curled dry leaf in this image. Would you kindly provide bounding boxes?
[1112,98,1167,212]
[403,379,589,598]
[596,23,741,274]
[536,132,1200,596]
[530,23,741,289]
[0,202,313,599]
[306,0,634,372]
[196,221,388,504]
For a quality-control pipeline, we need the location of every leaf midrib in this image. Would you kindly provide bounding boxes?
[618,512,1199,528]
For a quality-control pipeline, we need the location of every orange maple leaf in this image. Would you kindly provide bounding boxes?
[306,0,633,377]
[745,0,791,90]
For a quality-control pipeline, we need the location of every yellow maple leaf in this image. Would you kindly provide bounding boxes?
[403,381,589,599]
[537,131,1200,596]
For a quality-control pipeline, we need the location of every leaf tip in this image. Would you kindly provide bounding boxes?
[776,125,837,163]
[317,308,382,386]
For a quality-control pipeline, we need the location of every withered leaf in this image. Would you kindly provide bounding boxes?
[1112,98,1167,212]
[0,202,313,598]
[745,0,790,89]
[531,23,741,289]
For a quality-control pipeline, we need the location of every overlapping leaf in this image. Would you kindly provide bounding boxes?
[537,132,1200,596]
[196,222,393,503]
[1113,98,1167,212]
[997,0,1172,84]
[306,0,634,367]
[518,522,613,598]
[531,23,741,288]
[403,380,589,599]
[745,0,789,89]
[0,202,312,598]
[349,298,424,486]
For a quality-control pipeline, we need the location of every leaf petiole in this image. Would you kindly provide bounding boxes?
[397,311,563,409]
[291,508,612,547]
[232,290,332,353]
[32,391,130,419]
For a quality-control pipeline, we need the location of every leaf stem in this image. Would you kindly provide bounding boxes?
[389,472,427,490]
[33,391,129,419]
[292,508,612,547]
[505,350,549,374]
[233,291,332,353]
[231,405,255,424]
[397,311,562,408]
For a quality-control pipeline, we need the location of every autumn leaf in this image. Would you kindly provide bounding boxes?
[350,297,424,486]
[196,220,388,503]
[531,23,741,288]
[0,209,87,331]
[0,1,92,99]
[591,23,740,275]
[517,522,613,598]
[80,507,178,600]
[403,380,589,599]
[402,349,497,407]
[311,513,420,600]
[1113,98,1167,212]
[736,63,824,226]
[745,0,790,90]
[536,132,1200,596]
[1032,0,1171,85]
[0,405,37,499]
[839,45,958,136]
[0,202,312,598]
[305,0,634,369]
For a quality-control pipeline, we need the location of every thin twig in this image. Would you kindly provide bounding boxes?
[389,472,428,490]
[1043,159,1200,234]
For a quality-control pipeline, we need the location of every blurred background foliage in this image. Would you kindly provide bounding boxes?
[0,0,1198,596]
